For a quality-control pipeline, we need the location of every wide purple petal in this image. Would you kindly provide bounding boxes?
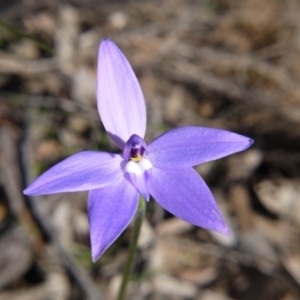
[150,167,230,235]
[97,39,146,149]
[148,126,253,169]
[88,177,139,261]
[24,151,123,196]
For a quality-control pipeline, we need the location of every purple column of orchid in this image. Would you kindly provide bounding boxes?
[24,39,253,262]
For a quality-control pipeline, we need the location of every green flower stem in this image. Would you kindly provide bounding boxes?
[117,196,146,300]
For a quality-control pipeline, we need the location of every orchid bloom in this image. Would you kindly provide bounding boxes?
[24,39,253,261]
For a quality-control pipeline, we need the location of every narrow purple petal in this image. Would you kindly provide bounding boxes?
[88,178,139,261]
[150,167,230,235]
[125,169,151,201]
[97,39,146,149]
[148,126,253,169]
[24,152,123,196]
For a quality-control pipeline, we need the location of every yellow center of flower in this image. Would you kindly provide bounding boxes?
[130,155,142,162]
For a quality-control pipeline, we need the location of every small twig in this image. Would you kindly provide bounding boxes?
[0,92,99,122]
[0,53,58,74]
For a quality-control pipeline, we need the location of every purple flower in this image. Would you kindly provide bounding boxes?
[24,39,253,261]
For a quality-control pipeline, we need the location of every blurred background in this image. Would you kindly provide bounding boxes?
[0,0,300,299]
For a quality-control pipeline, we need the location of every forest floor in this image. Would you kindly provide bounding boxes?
[0,0,300,299]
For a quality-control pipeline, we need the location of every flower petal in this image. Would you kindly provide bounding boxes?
[97,39,146,149]
[148,126,253,169]
[88,177,139,261]
[23,152,123,196]
[150,167,230,235]
[125,170,151,201]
